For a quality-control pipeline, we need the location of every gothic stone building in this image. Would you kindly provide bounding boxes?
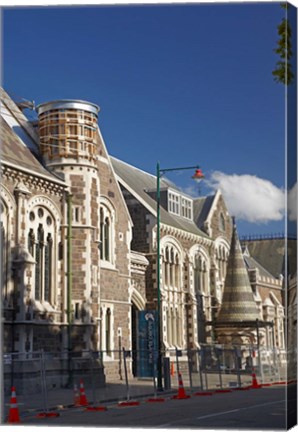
[1,88,287,385]
[111,158,286,367]
[0,88,147,383]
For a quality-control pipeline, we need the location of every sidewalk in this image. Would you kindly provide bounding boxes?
[4,378,176,417]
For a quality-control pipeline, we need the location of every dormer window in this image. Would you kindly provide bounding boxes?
[168,191,180,215]
[181,197,192,219]
[168,190,193,220]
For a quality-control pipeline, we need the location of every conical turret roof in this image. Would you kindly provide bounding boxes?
[217,218,259,323]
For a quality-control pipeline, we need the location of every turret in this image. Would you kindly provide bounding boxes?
[36,99,99,166]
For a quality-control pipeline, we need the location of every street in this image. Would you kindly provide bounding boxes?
[20,385,292,430]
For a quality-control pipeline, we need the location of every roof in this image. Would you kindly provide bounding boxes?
[242,239,284,278]
[193,195,216,229]
[242,247,278,279]
[0,88,66,185]
[244,255,277,280]
[111,156,210,239]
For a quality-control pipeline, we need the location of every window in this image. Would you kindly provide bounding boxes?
[215,244,229,285]
[168,191,193,219]
[163,245,180,288]
[219,213,225,231]
[194,252,210,342]
[162,243,183,347]
[105,308,112,355]
[181,197,192,219]
[99,201,115,264]
[101,306,113,356]
[168,192,180,215]
[27,206,55,304]
[44,233,53,303]
[74,303,80,320]
[73,206,81,223]
[194,254,208,295]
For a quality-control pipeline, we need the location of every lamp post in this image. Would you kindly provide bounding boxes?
[156,162,204,391]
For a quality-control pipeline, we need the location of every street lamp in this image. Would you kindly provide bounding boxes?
[156,162,204,391]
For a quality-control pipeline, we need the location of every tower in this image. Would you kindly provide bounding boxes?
[36,100,101,351]
[215,218,260,368]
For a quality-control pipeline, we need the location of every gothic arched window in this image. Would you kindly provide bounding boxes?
[99,201,115,264]
[162,242,183,347]
[27,206,55,304]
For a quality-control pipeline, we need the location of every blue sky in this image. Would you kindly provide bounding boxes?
[2,3,296,236]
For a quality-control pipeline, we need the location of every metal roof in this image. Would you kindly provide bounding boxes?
[36,99,99,116]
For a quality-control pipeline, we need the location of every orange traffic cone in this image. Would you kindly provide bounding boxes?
[79,379,89,406]
[170,362,175,377]
[8,386,20,423]
[251,372,261,389]
[74,384,80,406]
[172,372,190,399]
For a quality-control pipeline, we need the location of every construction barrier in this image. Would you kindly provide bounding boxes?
[172,372,191,400]
[2,344,287,415]
[7,386,20,424]
[79,379,89,406]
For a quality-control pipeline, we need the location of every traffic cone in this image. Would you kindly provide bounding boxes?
[251,372,261,389]
[8,386,20,423]
[74,384,80,406]
[79,379,89,406]
[172,372,190,399]
[170,362,175,377]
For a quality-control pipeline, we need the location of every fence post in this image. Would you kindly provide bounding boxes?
[234,347,242,388]
[40,350,49,413]
[187,350,193,392]
[118,336,123,380]
[202,346,208,390]
[122,348,130,401]
[197,349,204,390]
[90,351,96,406]
[215,347,223,389]
[175,347,180,377]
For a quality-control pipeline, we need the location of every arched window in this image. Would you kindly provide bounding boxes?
[215,242,229,287]
[99,201,114,264]
[27,206,56,304]
[194,250,210,343]
[194,253,208,295]
[219,213,226,231]
[44,233,53,303]
[105,308,112,355]
[162,241,183,347]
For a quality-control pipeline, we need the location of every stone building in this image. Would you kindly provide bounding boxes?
[1,87,288,387]
[111,157,233,352]
[0,88,148,384]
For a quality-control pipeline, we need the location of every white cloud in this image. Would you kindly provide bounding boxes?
[288,183,297,222]
[205,171,285,223]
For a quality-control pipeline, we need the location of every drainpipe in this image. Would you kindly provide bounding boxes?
[67,193,73,386]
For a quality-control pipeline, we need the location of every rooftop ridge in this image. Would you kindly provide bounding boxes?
[240,233,296,241]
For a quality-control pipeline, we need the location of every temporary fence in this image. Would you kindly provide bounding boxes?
[2,344,287,417]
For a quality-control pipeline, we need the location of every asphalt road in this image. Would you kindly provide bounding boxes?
[19,385,295,430]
